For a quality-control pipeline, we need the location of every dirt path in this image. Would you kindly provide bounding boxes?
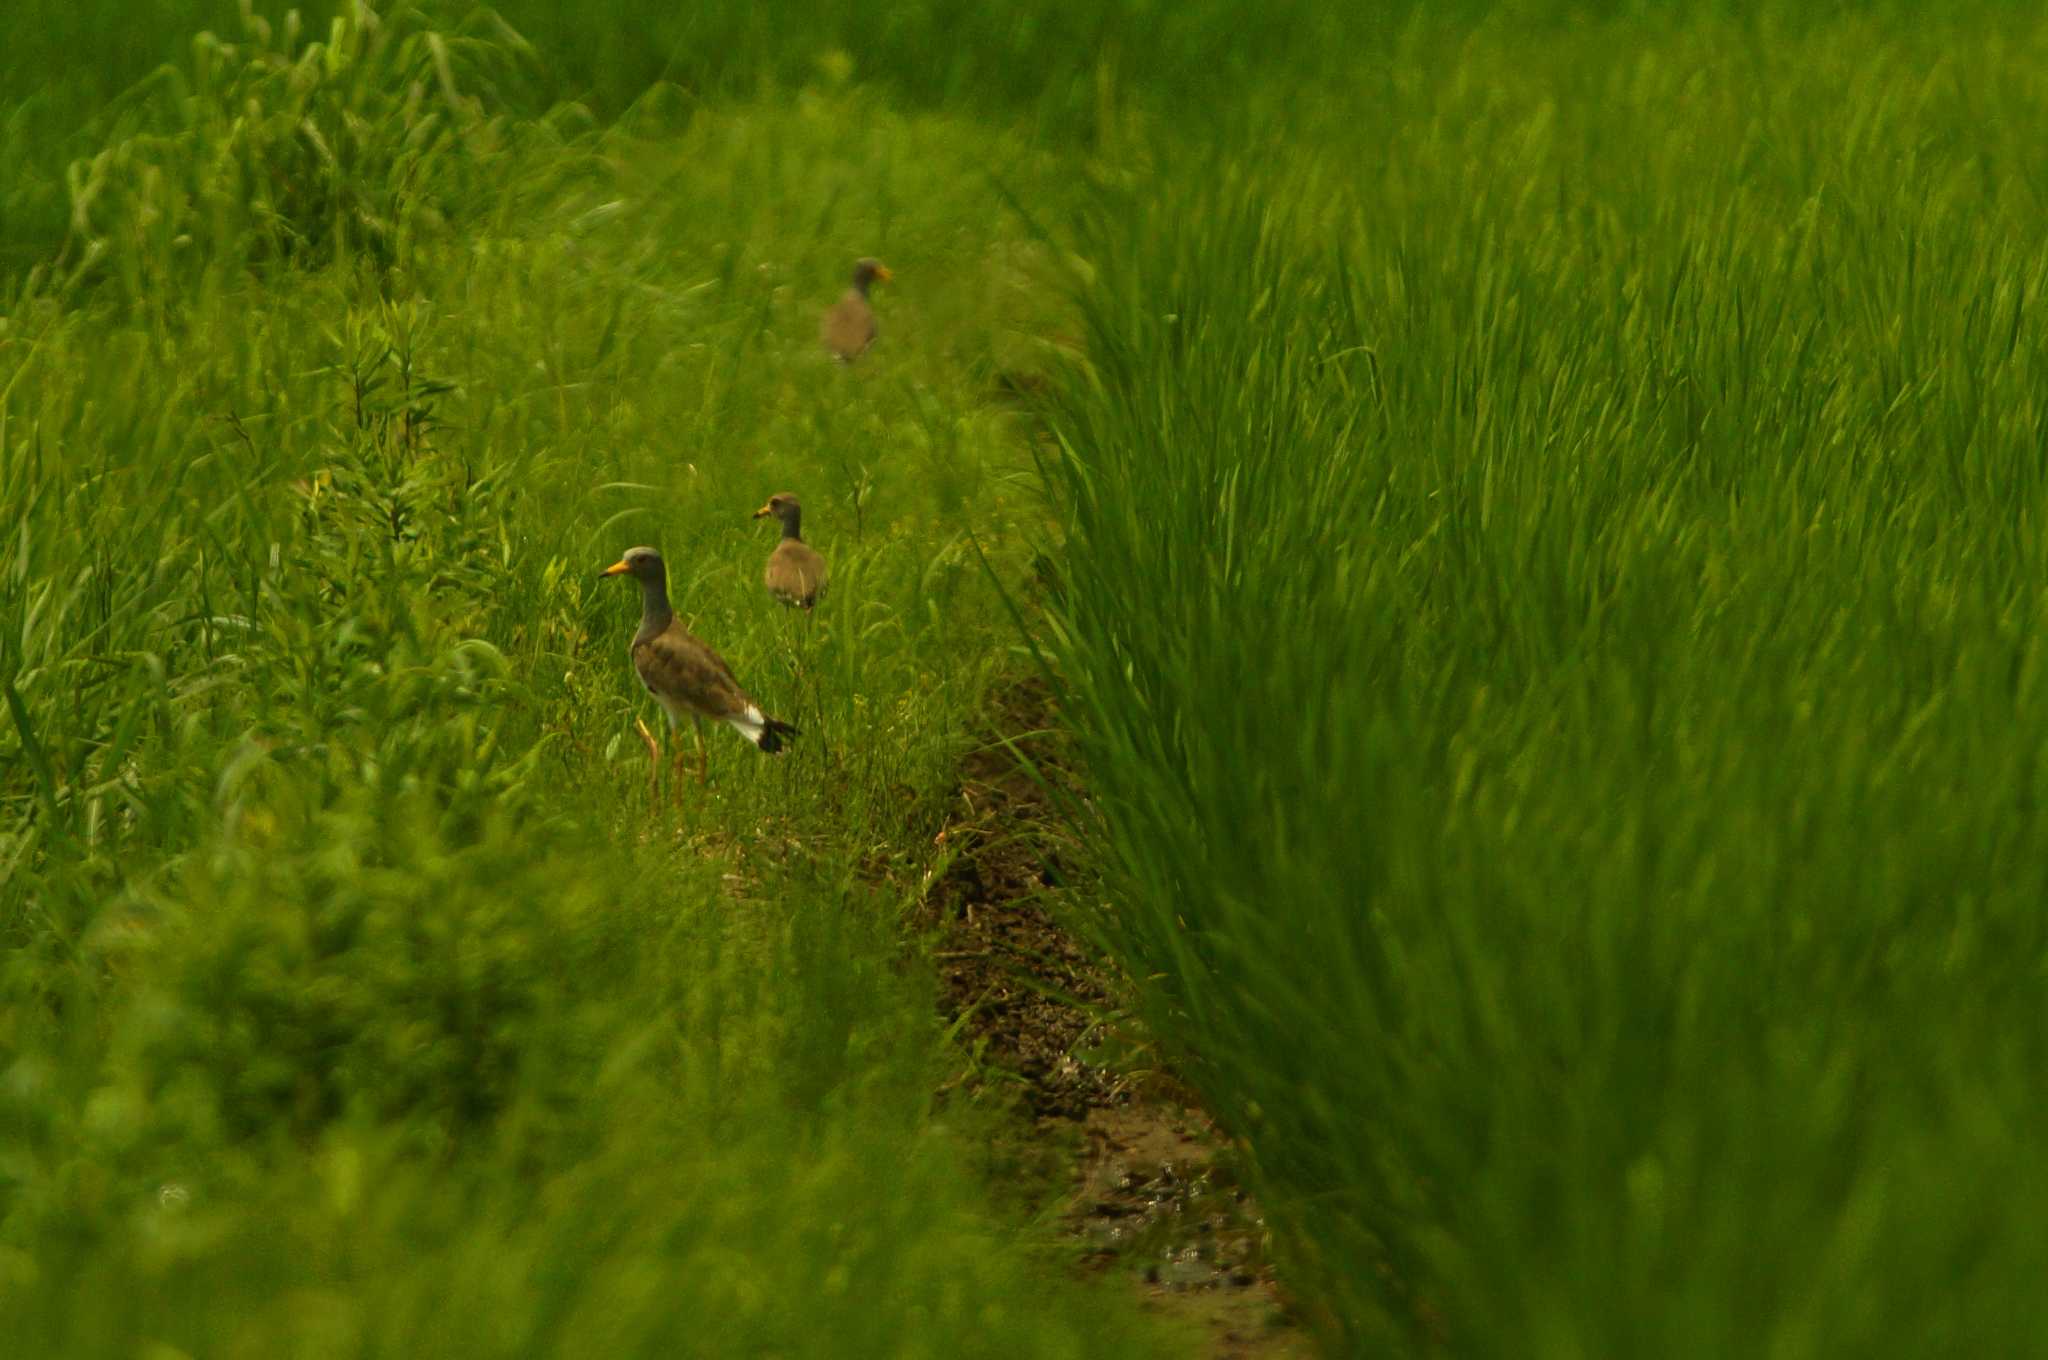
[918,679,1315,1360]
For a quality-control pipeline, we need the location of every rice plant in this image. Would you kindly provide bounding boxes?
[1039,10,2048,1354]
[14,0,2048,1354]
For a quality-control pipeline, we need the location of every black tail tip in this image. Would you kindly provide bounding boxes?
[757,719,799,754]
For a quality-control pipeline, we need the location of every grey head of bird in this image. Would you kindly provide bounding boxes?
[752,493,803,533]
[850,258,893,294]
[600,546,666,584]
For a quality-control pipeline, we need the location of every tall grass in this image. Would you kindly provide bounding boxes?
[1,0,1341,274]
[1042,13,2048,1355]
[21,0,2048,1352]
[0,7,1174,1353]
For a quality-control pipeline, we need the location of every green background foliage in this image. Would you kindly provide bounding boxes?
[8,1,2048,1356]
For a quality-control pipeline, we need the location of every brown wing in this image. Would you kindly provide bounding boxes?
[632,618,754,722]
[765,540,828,608]
[820,290,877,361]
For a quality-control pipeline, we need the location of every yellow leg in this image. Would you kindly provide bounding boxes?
[785,604,822,764]
[635,717,660,808]
[693,715,709,785]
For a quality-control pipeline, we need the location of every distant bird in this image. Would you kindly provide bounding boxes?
[753,492,828,610]
[821,257,892,362]
[601,547,797,790]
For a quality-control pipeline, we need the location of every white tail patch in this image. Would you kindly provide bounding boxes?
[725,705,767,745]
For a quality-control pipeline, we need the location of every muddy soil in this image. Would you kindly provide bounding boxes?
[919,679,1315,1360]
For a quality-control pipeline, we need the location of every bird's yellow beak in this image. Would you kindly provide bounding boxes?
[601,560,632,577]
[752,503,774,520]
[874,265,894,284]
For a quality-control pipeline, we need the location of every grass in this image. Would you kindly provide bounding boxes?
[0,5,1177,1355]
[14,1,2048,1356]
[0,0,1377,278]
[1036,8,2048,1356]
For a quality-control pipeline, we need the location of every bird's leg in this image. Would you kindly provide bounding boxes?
[635,717,660,808]
[675,720,700,798]
[693,715,709,785]
[778,605,803,685]
[790,609,827,766]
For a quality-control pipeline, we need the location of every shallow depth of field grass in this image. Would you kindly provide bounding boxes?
[0,5,1179,1355]
[1038,9,2048,1357]
[13,1,2048,1356]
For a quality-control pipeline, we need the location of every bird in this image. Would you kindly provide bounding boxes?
[753,492,828,610]
[821,257,892,362]
[600,546,797,791]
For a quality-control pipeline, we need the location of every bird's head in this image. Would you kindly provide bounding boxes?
[752,493,802,526]
[852,257,893,290]
[600,546,666,583]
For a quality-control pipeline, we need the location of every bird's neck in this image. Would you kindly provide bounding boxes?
[636,577,675,639]
[780,509,803,541]
[850,277,871,299]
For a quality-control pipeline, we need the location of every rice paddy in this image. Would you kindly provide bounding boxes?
[6,2,2048,1356]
